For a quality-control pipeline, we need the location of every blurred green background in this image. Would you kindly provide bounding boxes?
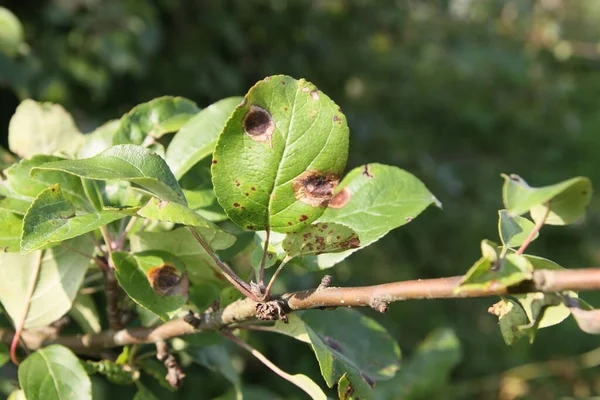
[2,0,600,399]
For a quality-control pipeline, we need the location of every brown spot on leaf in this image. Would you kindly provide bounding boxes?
[159,200,169,209]
[234,180,241,187]
[243,105,274,146]
[212,159,218,164]
[241,206,246,210]
[301,87,310,93]
[406,217,413,222]
[343,383,354,399]
[323,336,345,353]
[233,202,240,208]
[147,264,189,297]
[247,225,255,230]
[281,80,286,85]
[310,90,319,101]
[329,188,351,209]
[362,164,374,178]
[293,170,339,207]
[251,187,256,191]
[360,372,376,388]
[299,214,308,222]
[244,192,250,196]
[333,115,341,122]
[287,221,293,226]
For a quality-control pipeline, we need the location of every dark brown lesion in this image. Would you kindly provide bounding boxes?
[328,187,351,209]
[147,264,189,297]
[242,104,274,147]
[293,170,340,207]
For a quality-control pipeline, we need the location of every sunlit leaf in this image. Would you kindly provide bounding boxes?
[282,222,360,258]
[68,294,101,334]
[0,7,24,56]
[498,210,537,248]
[212,75,349,232]
[78,119,120,158]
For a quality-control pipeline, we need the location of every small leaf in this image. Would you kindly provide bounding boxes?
[112,251,188,320]
[569,307,600,334]
[68,294,101,334]
[498,210,537,248]
[0,7,24,56]
[212,75,349,233]
[310,164,439,270]
[130,227,233,285]
[113,96,200,145]
[0,235,93,329]
[19,344,92,400]
[457,244,533,293]
[515,292,570,331]
[490,298,530,345]
[166,97,243,179]
[375,328,461,399]
[502,174,592,225]
[8,100,85,158]
[21,184,135,252]
[31,144,187,205]
[136,196,235,245]
[282,222,360,258]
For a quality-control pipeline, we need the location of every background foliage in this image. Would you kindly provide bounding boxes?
[2,0,600,398]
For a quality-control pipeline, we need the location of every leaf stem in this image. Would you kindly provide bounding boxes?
[187,226,259,301]
[258,229,271,287]
[60,242,109,270]
[99,226,114,261]
[115,217,138,251]
[264,256,292,300]
[516,203,550,255]
[221,331,322,399]
[10,250,43,365]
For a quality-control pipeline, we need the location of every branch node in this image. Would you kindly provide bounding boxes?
[156,340,186,388]
[370,300,389,313]
[256,300,288,323]
[317,275,333,291]
[183,310,202,329]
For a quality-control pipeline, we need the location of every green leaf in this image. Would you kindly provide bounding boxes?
[375,328,461,400]
[130,227,233,285]
[498,210,537,248]
[167,97,243,179]
[8,100,85,158]
[19,344,92,400]
[136,196,235,245]
[268,310,400,399]
[31,144,187,205]
[492,298,530,345]
[282,222,360,258]
[113,96,200,145]
[0,7,24,56]
[0,210,23,252]
[0,235,93,329]
[179,159,228,222]
[68,294,101,334]
[7,390,26,400]
[0,342,8,368]
[306,164,439,270]
[78,120,120,158]
[21,184,134,252]
[187,344,241,393]
[188,282,221,311]
[502,174,592,225]
[112,250,188,320]
[212,75,349,233]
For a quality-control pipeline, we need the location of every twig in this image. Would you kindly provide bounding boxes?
[9,250,43,365]
[258,229,271,287]
[115,217,138,251]
[156,340,186,388]
[516,203,550,255]
[264,256,291,300]
[99,226,114,259]
[2,268,600,354]
[187,226,259,301]
[222,331,322,399]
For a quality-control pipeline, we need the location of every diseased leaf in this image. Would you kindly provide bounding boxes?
[19,345,91,400]
[282,222,360,258]
[212,75,349,233]
[0,235,93,329]
[136,196,235,246]
[21,184,135,252]
[267,309,400,400]
[502,174,592,225]
[167,97,243,179]
[306,164,438,270]
[113,96,200,145]
[31,144,187,205]
[490,298,530,346]
[375,328,461,400]
[0,7,24,56]
[130,227,233,285]
[112,251,188,320]
[8,100,85,158]
[498,210,537,248]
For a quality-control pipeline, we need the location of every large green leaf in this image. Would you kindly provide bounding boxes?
[8,100,85,158]
[212,75,349,232]
[0,210,23,252]
[136,196,235,245]
[0,235,93,329]
[187,343,241,395]
[19,345,91,400]
[113,96,200,145]
[130,227,232,285]
[374,328,461,400]
[31,144,187,205]
[282,222,360,258]
[0,7,24,56]
[21,184,135,252]
[305,164,438,270]
[112,251,188,320]
[498,210,538,248]
[166,97,243,179]
[268,309,400,399]
[502,174,592,225]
